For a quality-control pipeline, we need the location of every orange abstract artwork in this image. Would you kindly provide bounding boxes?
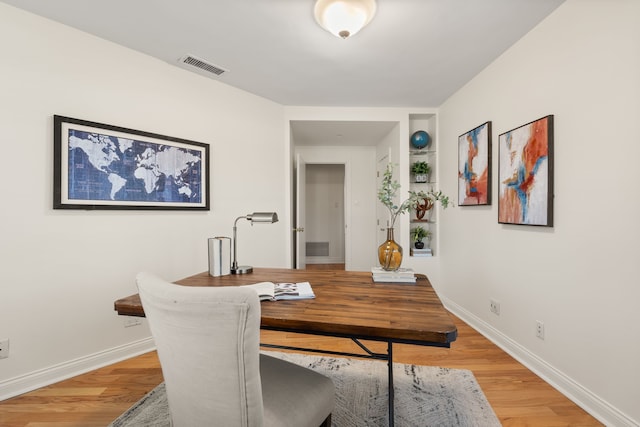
[458,121,492,206]
[498,116,554,226]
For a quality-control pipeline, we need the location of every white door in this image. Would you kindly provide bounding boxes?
[295,154,306,269]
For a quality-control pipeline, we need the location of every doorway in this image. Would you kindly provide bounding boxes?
[290,119,398,271]
[304,164,346,267]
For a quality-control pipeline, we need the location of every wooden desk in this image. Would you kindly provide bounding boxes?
[114,268,457,426]
[115,268,456,345]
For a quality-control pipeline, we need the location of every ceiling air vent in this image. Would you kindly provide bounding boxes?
[178,54,227,77]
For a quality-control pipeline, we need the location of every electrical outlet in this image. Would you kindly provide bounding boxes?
[124,317,142,328]
[0,339,9,359]
[536,320,545,340]
[489,299,500,316]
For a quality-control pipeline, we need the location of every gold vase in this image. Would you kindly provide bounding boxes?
[378,228,403,271]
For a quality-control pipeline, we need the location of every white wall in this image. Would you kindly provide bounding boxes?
[438,1,640,425]
[0,3,287,398]
[375,124,398,245]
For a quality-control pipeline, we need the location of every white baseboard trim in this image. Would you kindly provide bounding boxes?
[443,297,637,427]
[0,338,155,401]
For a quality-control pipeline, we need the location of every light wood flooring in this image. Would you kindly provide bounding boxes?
[0,264,603,426]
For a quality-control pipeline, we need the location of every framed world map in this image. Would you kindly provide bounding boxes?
[53,115,210,210]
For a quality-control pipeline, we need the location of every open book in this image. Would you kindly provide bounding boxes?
[243,281,315,301]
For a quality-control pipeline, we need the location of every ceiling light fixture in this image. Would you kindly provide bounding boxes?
[314,0,377,39]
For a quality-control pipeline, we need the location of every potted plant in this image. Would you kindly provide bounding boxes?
[377,163,451,270]
[378,163,451,229]
[410,226,431,249]
[410,161,431,183]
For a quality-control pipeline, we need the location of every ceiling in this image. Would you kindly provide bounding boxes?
[3,0,564,109]
[291,120,398,146]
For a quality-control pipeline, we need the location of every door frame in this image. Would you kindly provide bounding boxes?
[293,158,350,270]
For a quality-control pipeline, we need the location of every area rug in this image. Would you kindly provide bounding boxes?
[110,351,500,427]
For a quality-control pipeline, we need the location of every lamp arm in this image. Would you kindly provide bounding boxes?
[232,215,249,271]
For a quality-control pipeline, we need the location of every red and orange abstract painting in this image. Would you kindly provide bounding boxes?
[458,121,492,206]
[498,115,554,226]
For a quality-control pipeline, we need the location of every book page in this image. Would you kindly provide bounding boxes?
[242,282,275,301]
[274,282,315,300]
[242,281,315,301]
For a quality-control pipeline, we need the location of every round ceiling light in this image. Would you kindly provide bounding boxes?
[314,0,377,39]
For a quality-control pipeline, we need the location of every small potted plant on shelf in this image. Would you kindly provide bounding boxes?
[410,161,431,183]
[410,226,431,249]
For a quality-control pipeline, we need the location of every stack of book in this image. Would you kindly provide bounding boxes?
[371,267,416,284]
[411,248,432,257]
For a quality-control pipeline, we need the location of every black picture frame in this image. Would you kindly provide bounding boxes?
[498,115,554,226]
[458,121,492,206]
[53,115,210,210]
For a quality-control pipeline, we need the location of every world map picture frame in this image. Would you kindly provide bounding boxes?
[53,115,210,210]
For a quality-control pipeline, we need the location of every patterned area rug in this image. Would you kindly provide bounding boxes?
[110,351,500,427]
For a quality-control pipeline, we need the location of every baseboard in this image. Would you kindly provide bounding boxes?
[0,338,155,401]
[442,297,637,427]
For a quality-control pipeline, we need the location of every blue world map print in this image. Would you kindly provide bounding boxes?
[67,129,203,204]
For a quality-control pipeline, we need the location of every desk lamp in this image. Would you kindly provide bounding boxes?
[231,212,278,274]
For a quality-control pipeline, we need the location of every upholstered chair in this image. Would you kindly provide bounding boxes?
[136,272,334,427]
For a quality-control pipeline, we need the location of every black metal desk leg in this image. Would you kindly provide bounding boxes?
[388,341,394,427]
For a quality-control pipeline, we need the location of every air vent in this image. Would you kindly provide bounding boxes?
[306,242,330,257]
[178,54,227,76]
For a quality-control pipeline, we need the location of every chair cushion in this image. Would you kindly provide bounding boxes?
[260,353,334,427]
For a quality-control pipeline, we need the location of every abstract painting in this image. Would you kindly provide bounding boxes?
[498,115,554,226]
[458,121,492,206]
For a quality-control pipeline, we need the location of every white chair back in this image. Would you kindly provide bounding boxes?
[137,272,264,426]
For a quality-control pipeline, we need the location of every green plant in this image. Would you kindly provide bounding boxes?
[377,163,452,228]
[410,161,431,175]
[410,226,431,242]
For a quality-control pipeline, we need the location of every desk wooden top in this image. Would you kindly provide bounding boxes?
[114,268,457,346]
